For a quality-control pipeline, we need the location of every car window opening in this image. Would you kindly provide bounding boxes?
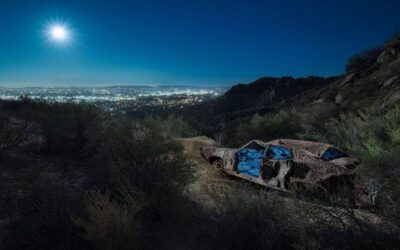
[237,147,265,177]
[321,147,348,161]
[266,145,292,160]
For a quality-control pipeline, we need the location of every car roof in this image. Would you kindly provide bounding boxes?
[266,139,331,156]
[239,139,345,157]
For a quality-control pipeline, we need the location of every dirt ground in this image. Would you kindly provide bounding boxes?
[177,136,236,207]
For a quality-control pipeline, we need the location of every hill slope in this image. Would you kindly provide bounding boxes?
[185,36,400,135]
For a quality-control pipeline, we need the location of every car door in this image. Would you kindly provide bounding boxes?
[223,150,236,171]
[236,148,264,177]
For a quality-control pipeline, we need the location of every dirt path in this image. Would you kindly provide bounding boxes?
[176,136,237,207]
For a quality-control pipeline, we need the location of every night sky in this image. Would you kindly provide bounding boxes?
[1,0,400,86]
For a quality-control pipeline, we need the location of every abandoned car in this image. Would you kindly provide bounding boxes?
[200,139,376,207]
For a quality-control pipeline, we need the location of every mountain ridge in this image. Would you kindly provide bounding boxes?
[185,36,400,134]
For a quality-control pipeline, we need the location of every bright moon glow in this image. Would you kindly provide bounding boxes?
[51,25,67,40]
[46,23,71,45]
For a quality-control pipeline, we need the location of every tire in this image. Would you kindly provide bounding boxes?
[212,159,224,170]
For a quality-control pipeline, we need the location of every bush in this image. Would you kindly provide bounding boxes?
[345,47,383,73]
[1,100,105,158]
[225,103,336,146]
[0,100,196,249]
[0,167,89,249]
[73,191,143,250]
[143,115,199,138]
[295,202,400,250]
[205,187,297,250]
[322,106,400,225]
[0,113,32,154]
[233,110,300,146]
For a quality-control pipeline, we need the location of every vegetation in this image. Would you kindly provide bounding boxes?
[1,97,399,249]
[0,99,195,249]
[345,47,383,73]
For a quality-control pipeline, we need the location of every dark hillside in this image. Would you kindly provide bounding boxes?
[185,36,400,136]
[184,76,334,134]
[214,76,333,114]
[1,100,399,249]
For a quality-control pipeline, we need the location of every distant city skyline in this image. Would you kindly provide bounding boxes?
[0,82,232,88]
[1,0,400,86]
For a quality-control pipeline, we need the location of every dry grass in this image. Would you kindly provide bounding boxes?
[73,191,144,250]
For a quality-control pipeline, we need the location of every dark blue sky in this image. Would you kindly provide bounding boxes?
[1,0,399,86]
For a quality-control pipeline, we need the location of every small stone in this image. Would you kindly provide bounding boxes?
[383,76,399,87]
[335,92,346,104]
[377,49,397,64]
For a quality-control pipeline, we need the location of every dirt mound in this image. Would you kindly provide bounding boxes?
[176,136,217,163]
[176,137,237,207]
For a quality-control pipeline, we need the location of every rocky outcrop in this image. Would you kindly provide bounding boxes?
[377,48,397,64]
[382,76,399,88]
[335,92,346,104]
[339,73,357,86]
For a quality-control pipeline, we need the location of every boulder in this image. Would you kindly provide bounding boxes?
[377,48,397,64]
[339,73,356,86]
[382,76,399,88]
[335,92,346,104]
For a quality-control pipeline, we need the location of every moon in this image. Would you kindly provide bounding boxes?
[51,25,67,40]
[46,23,71,45]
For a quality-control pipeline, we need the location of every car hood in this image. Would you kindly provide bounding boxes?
[328,157,360,168]
[200,146,235,160]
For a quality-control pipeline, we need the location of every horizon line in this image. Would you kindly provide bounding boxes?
[0,83,232,89]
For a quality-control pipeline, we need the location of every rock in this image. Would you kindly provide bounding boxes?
[314,98,324,104]
[389,92,400,104]
[335,92,346,104]
[377,48,397,64]
[382,76,399,88]
[339,73,356,86]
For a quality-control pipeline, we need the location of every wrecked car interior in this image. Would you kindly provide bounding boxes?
[201,139,374,207]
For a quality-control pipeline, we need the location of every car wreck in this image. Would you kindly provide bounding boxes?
[200,139,376,207]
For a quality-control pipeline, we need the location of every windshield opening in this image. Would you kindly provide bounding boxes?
[266,145,292,160]
[321,147,348,161]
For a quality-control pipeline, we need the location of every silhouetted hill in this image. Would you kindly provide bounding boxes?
[184,76,334,133]
[309,38,400,110]
[185,35,400,135]
[214,76,334,114]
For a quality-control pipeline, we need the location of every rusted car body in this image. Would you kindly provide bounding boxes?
[200,139,375,207]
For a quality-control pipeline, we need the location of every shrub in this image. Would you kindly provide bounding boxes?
[295,202,400,250]
[323,106,400,155]
[143,115,199,139]
[0,114,31,154]
[0,167,89,249]
[345,47,383,73]
[0,100,105,158]
[205,187,297,250]
[233,110,300,146]
[73,191,144,250]
[228,103,336,146]
[0,100,197,249]
[322,106,400,225]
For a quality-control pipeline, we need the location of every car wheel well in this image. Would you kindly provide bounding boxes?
[209,156,222,164]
